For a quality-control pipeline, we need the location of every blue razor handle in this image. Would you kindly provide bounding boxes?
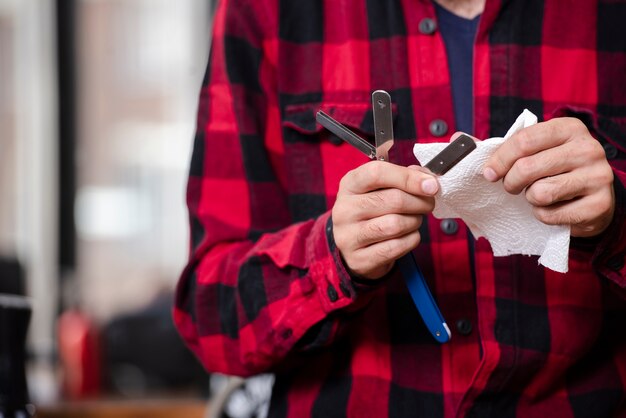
[397,252,451,343]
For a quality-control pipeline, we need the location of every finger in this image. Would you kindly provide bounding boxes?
[524,158,613,207]
[449,132,464,142]
[532,190,614,237]
[409,164,437,177]
[353,214,422,248]
[525,174,584,207]
[341,160,439,196]
[342,188,435,221]
[449,131,479,143]
[483,118,579,182]
[349,231,422,279]
[502,140,586,195]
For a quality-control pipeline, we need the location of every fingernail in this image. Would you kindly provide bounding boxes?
[422,178,438,195]
[483,167,498,182]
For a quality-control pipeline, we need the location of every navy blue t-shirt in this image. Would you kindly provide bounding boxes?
[434,3,480,135]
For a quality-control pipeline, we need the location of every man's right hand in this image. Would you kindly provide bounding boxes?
[332,161,439,280]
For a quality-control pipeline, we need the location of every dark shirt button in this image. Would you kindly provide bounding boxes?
[418,18,437,35]
[607,254,625,272]
[440,218,459,235]
[339,282,351,297]
[456,319,473,336]
[603,143,618,160]
[329,135,343,145]
[429,119,448,137]
[327,284,339,302]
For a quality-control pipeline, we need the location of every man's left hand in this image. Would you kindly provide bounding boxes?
[482,117,615,237]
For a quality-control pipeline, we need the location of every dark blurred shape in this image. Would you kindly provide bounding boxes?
[102,292,208,397]
[0,257,25,296]
[56,0,77,273]
[0,294,36,417]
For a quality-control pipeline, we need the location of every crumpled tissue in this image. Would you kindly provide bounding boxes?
[413,109,570,273]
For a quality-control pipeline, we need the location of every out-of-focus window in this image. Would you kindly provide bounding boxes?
[74,0,210,321]
[0,0,213,405]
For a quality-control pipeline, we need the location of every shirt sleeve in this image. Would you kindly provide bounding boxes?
[571,113,626,297]
[173,0,375,377]
[591,169,626,295]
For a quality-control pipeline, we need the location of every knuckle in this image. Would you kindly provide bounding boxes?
[361,192,385,210]
[533,207,557,225]
[355,228,369,247]
[515,130,535,154]
[368,161,385,179]
[392,219,408,237]
[594,189,614,215]
[403,173,413,194]
[577,222,595,232]
[568,117,586,132]
[352,168,369,188]
[597,197,613,218]
[515,156,535,177]
[490,153,508,173]
[352,251,369,269]
[367,219,386,236]
[382,215,404,235]
[536,206,583,227]
[334,232,349,252]
[348,253,369,276]
[333,226,352,251]
[385,189,405,211]
[408,231,422,249]
[355,226,374,246]
[599,165,614,185]
[339,168,358,191]
[331,199,348,221]
[528,183,554,206]
[569,212,586,226]
[352,162,378,187]
[380,233,421,260]
[578,137,599,156]
[338,176,348,192]
[374,241,396,261]
[502,175,519,194]
[532,207,548,223]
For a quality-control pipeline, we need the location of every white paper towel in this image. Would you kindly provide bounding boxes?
[413,110,570,273]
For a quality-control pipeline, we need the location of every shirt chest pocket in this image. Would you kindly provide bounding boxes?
[279,102,394,222]
[551,106,626,169]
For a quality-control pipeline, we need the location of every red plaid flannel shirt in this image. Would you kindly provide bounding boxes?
[174,0,626,416]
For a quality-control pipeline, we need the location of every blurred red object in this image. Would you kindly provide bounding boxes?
[58,309,101,399]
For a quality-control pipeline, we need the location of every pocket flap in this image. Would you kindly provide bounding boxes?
[283,101,398,138]
[551,106,626,156]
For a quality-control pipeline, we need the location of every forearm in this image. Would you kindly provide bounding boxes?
[174,212,375,376]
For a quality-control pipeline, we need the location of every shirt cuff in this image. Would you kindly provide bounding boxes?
[305,213,385,315]
[325,215,390,294]
[588,175,626,289]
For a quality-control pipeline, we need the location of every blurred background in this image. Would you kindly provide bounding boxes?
[0,0,229,416]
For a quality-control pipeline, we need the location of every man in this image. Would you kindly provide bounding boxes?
[175,0,626,416]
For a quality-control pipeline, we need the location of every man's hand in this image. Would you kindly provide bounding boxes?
[332,161,438,280]
[483,117,615,237]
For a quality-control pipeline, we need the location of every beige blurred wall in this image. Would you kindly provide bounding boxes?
[0,0,211,390]
[73,0,211,321]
